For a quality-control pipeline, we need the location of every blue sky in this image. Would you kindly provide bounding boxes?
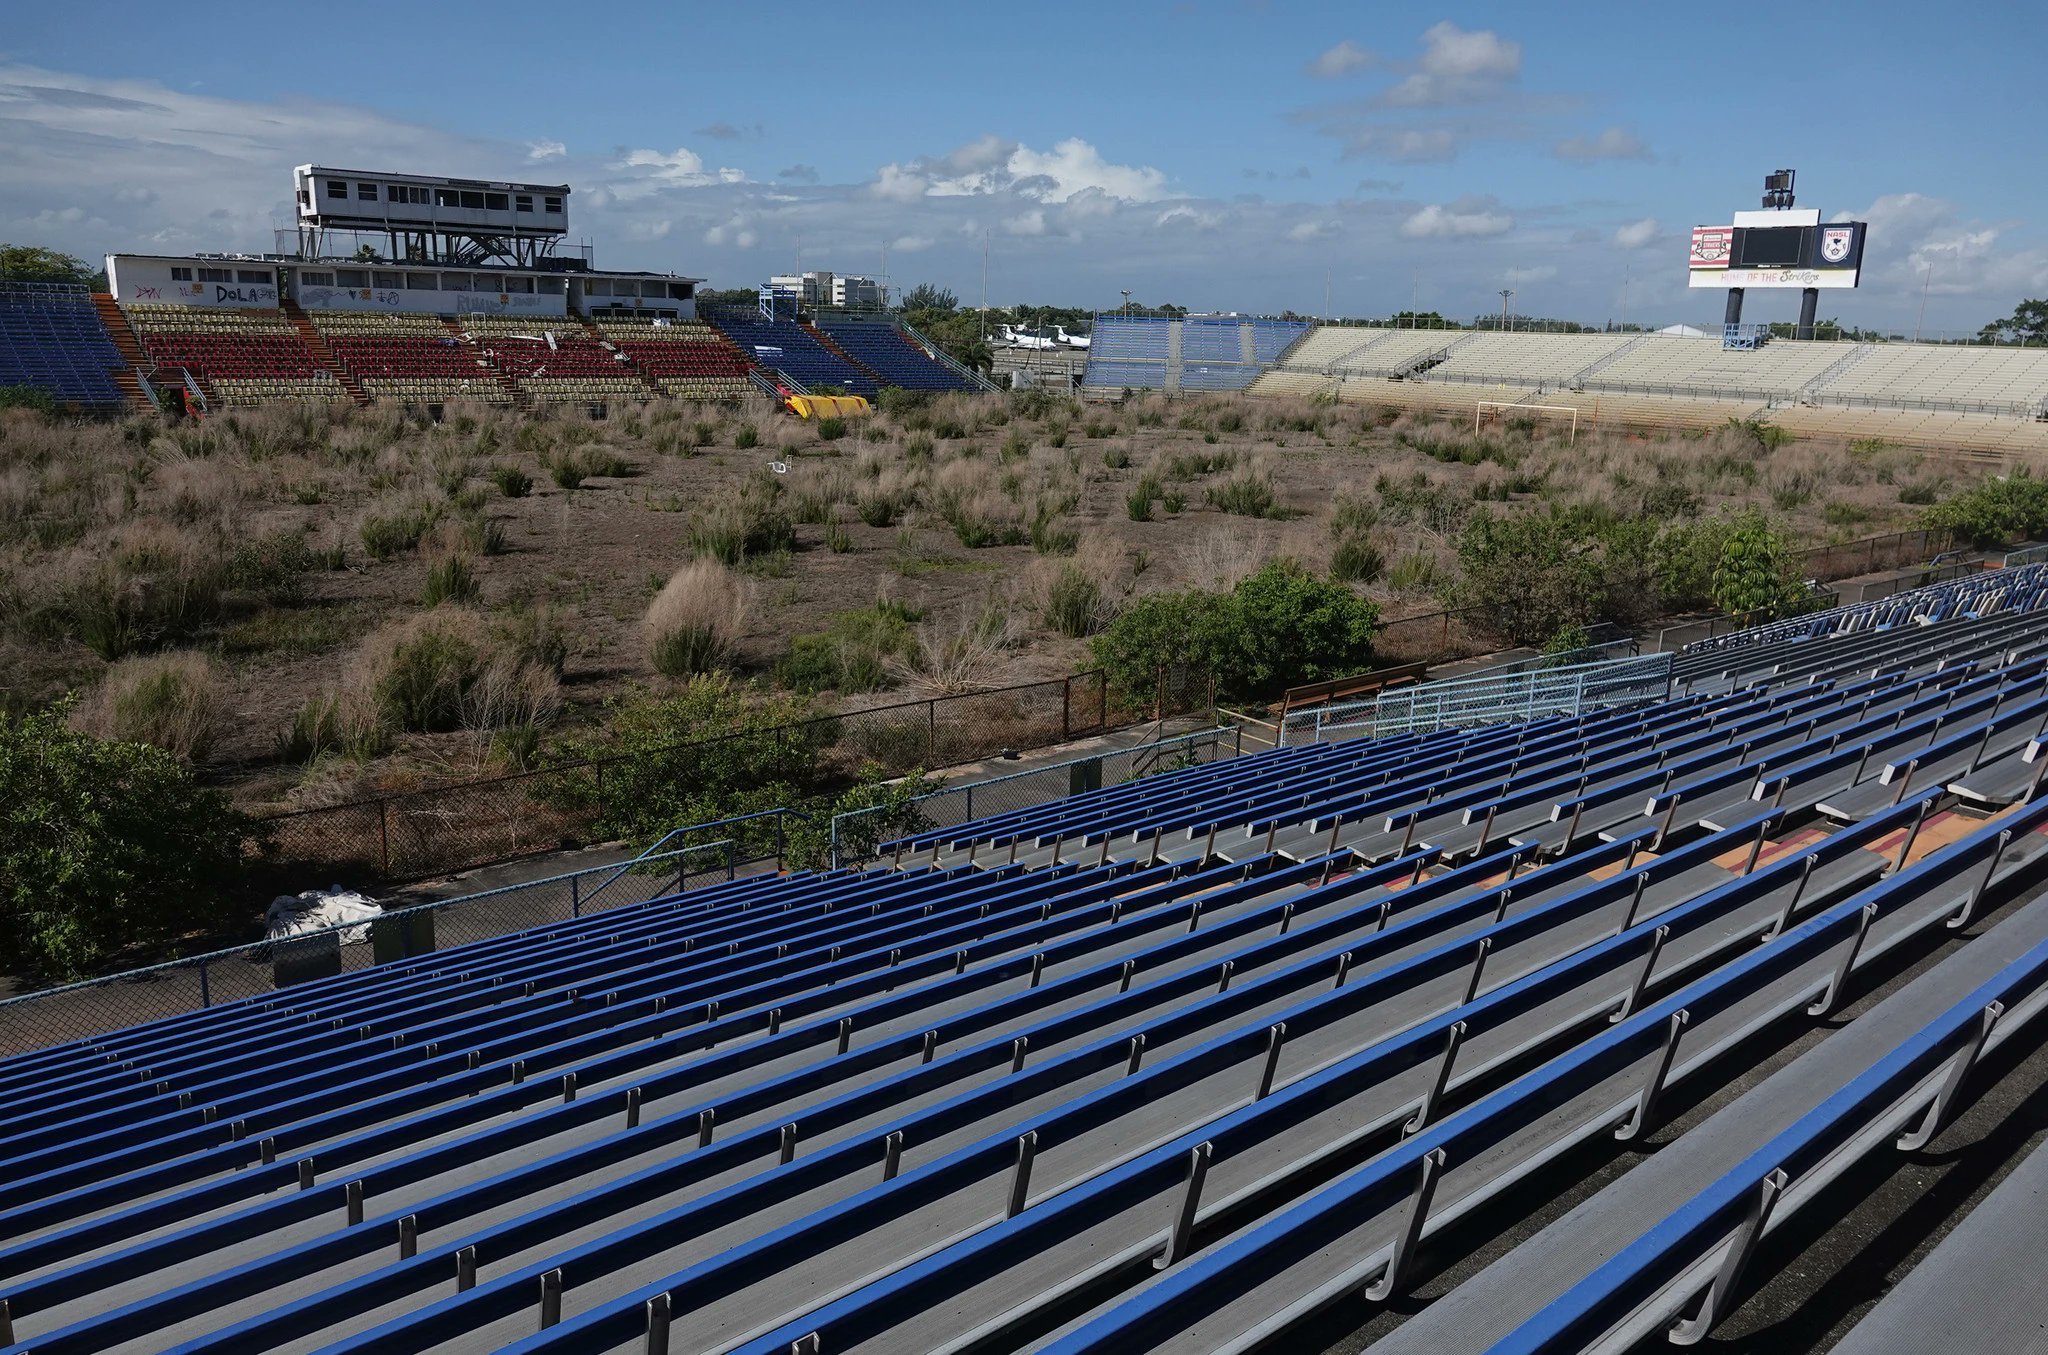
[4,1,2043,332]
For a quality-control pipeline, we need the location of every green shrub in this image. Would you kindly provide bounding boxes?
[537,677,826,854]
[1329,534,1385,584]
[691,488,796,564]
[367,613,488,731]
[1090,560,1375,702]
[1030,512,1080,555]
[826,523,854,553]
[1043,562,1104,638]
[1126,476,1160,521]
[421,551,480,607]
[490,465,533,498]
[1102,445,1132,470]
[646,559,751,677]
[1204,468,1279,518]
[817,416,847,442]
[2,703,267,978]
[226,529,318,605]
[70,652,223,761]
[359,502,439,559]
[1922,472,2048,547]
[458,513,508,556]
[733,424,760,450]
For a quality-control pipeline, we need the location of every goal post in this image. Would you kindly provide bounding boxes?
[1476,400,1580,444]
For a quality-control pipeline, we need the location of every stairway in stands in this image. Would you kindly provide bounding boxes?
[280,300,370,406]
[90,293,155,413]
[441,316,528,407]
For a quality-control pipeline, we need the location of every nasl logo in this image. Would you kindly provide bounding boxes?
[1819,227,1854,264]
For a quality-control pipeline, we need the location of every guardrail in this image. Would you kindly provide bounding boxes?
[0,838,747,1059]
[1281,652,1673,746]
[828,725,1238,866]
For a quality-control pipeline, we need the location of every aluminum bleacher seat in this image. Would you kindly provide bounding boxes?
[0,282,127,410]
[701,306,877,397]
[814,317,978,392]
[7,570,2048,1354]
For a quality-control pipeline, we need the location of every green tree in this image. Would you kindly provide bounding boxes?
[1228,559,1378,692]
[540,678,827,854]
[900,283,959,313]
[1452,508,1608,645]
[1979,298,2048,346]
[0,244,93,285]
[2,704,267,979]
[1711,509,1806,617]
[1090,561,1376,703]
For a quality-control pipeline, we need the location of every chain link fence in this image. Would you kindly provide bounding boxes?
[261,671,1112,887]
[0,840,751,1060]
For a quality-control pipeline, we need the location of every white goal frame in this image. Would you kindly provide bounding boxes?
[1476,401,1580,444]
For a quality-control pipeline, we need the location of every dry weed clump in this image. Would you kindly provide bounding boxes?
[894,599,1019,694]
[70,650,225,760]
[646,559,754,678]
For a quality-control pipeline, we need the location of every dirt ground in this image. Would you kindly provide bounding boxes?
[0,390,1983,811]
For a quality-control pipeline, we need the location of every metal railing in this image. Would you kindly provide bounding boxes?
[828,726,1238,866]
[0,838,746,1059]
[1281,651,1674,746]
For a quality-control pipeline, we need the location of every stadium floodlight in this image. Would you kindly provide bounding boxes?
[1761,168,1797,210]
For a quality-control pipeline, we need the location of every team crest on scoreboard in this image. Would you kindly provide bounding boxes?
[1689,226,1733,268]
[1819,226,1854,264]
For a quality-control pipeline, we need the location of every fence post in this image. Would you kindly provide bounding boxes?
[776,814,787,870]
[1062,679,1072,740]
[199,961,211,1009]
[377,800,390,877]
[570,874,580,918]
[926,700,937,764]
[1096,671,1107,730]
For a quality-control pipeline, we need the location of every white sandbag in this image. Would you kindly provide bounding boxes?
[265,885,382,945]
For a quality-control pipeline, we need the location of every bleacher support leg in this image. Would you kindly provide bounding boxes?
[1615,926,1671,1022]
[1616,1009,1690,1142]
[1668,1169,1789,1345]
[1255,1024,1288,1100]
[644,1293,672,1355]
[1898,1001,2004,1151]
[1126,1034,1147,1074]
[398,1214,417,1259]
[1156,1142,1215,1269]
[1768,856,1822,939]
[1363,1148,1448,1301]
[1807,903,1880,1017]
[883,1131,905,1181]
[1006,1132,1039,1218]
[1951,830,2014,930]
[539,1268,563,1329]
[457,1246,477,1292]
[1406,1022,1466,1134]
[1893,801,1934,874]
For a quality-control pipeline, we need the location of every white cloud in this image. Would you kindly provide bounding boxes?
[1004,209,1047,237]
[1613,216,1659,249]
[1286,220,1334,242]
[625,218,672,241]
[1503,264,1557,285]
[1843,192,2048,302]
[870,136,1167,204]
[1155,204,1221,230]
[615,147,747,188]
[525,139,566,162]
[1381,22,1521,107]
[1307,40,1376,79]
[1401,200,1513,239]
[1556,126,1651,161]
[890,234,934,252]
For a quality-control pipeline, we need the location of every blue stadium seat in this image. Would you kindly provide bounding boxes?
[814,317,978,391]
[702,305,877,397]
[0,282,127,410]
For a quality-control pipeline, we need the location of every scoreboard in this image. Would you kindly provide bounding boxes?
[1688,207,1868,290]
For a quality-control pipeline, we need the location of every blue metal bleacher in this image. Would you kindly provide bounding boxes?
[812,317,979,392]
[6,568,2048,1353]
[701,305,877,398]
[0,282,127,411]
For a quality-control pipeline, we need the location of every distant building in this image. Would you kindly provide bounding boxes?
[767,270,886,310]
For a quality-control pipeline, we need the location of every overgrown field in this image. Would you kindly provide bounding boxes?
[0,390,2021,812]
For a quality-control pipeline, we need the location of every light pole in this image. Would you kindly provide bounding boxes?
[1120,289,1131,318]
[1498,288,1515,331]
